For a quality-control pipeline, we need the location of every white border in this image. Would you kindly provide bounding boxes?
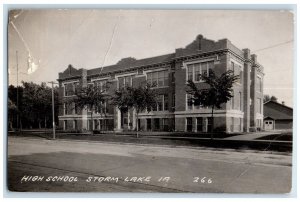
[1,2,299,201]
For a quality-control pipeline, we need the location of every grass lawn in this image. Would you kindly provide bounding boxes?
[8,130,292,152]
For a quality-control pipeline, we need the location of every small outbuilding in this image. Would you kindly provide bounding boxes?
[263,100,293,130]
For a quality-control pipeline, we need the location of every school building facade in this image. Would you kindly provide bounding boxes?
[57,34,264,133]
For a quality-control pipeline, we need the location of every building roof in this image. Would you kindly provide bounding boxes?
[59,34,261,80]
[264,100,293,120]
[87,53,175,76]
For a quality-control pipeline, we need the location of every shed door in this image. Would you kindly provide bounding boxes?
[264,120,274,130]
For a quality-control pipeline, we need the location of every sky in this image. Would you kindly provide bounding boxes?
[8,9,294,107]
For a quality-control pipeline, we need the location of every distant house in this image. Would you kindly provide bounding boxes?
[264,100,293,130]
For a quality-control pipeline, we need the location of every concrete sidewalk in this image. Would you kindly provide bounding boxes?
[223,131,281,141]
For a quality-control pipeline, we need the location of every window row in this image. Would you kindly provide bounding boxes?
[229,61,243,84]
[64,82,79,96]
[145,118,175,131]
[256,98,262,114]
[64,102,108,115]
[186,94,208,110]
[186,117,213,132]
[229,91,243,110]
[147,70,169,87]
[256,76,263,92]
[187,61,214,82]
[118,75,133,89]
[64,79,108,97]
[150,94,169,111]
[64,103,79,115]
[94,80,108,92]
[63,119,113,131]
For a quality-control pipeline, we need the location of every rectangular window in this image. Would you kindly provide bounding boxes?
[103,101,107,114]
[64,82,77,96]
[96,100,107,114]
[201,62,208,78]
[94,120,99,130]
[118,77,124,89]
[239,92,242,111]
[124,76,131,87]
[187,94,193,110]
[207,117,213,132]
[154,118,160,130]
[88,120,93,130]
[230,61,243,84]
[152,71,158,86]
[147,70,169,87]
[152,102,157,111]
[256,76,262,92]
[187,65,193,81]
[236,92,241,110]
[208,61,214,73]
[186,118,193,132]
[73,120,77,130]
[87,83,94,89]
[74,103,78,114]
[171,72,175,83]
[256,98,262,113]
[186,94,204,110]
[194,99,201,109]
[194,63,201,82]
[100,119,107,131]
[196,117,203,132]
[186,60,214,82]
[172,94,175,109]
[147,119,152,131]
[147,73,152,85]
[87,104,92,112]
[64,103,70,115]
[239,69,243,84]
[235,66,241,83]
[123,116,128,125]
[164,71,169,86]
[95,80,107,92]
[240,118,243,132]
[163,118,169,131]
[158,71,164,87]
[64,120,67,130]
[230,61,235,73]
[118,76,133,89]
[74,82,79,94]
[157,95,163,111]
[163,94,169,111]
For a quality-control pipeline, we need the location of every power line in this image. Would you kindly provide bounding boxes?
[253,40,293,53]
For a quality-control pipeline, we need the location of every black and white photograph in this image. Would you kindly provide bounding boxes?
[6,7,295,195]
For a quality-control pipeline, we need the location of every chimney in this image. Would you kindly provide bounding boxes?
[242,49,251,60]
[251,54,257,64]
[282,101,285,105]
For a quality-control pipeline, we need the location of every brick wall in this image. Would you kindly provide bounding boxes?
[57,34,264,133]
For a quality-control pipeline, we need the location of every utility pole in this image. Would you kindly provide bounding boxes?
[48,81,58,139]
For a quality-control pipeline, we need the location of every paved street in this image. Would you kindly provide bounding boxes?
[7,136,292,193]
